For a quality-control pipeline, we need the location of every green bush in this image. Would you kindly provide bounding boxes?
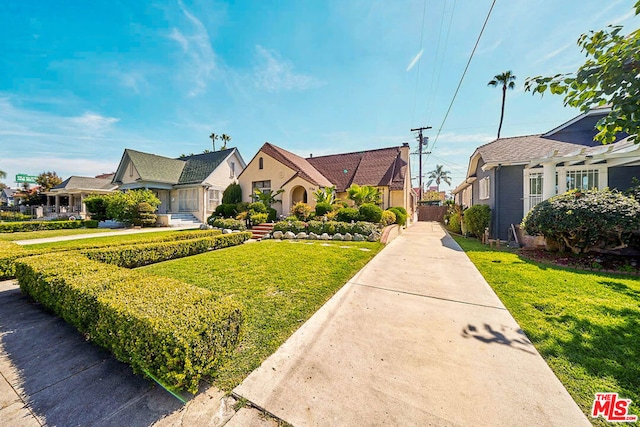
[0,211,31,222]
[249,212,268,225]
[0,241,29,279]
[358,203,383,223]
[381,210,396,226]
[133,202,157,227]
[464,204,491,239]
[273,220,307,234]
[84,220,99,228]
[84,233,251,268]
[247,202,267,213]
[336,207,360,223]
[105,190,160,225]
[222,182,242,204]
[208,217,247,230]
[273,220,378,236]
[315,202,333,217]
[290,202,312,221]
[266,208,277,222]
[84,196,108,222]
[0,220,83,233]
[15,254,243,393]
[388,207,407,226]
[215,203,238,218]
[447,212,462,234]
[522,189,640,254]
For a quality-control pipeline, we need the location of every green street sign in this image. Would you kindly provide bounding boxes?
[15,174,37,184]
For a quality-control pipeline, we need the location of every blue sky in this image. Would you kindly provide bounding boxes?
[1,0,638,191]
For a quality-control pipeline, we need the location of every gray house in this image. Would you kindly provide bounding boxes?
[453,107,640,240]
[0,188,18,206]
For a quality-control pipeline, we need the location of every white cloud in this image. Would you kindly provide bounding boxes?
[253,45,324,92]
[406,49,423,72]
[168,0,217,96]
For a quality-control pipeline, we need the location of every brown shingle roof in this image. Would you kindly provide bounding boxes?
[307,146,407,192]
[475,134,599,164]
[261,143,333,187]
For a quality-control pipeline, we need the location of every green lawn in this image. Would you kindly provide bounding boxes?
[452,236,640,425]
[0,227,111,242]
[142,239,383,391]
[22,229,206,250]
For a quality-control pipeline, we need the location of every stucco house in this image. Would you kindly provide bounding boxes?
[112,148,246,224]
[452,107,639,240]
[238,142,415,217]
[45,175,118,218]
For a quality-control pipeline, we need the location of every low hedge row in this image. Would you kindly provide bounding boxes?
[83,232,251,268]
[0,229,225,279]
[273,220,379,236]
[15,254,243,392]
[0,220,83,233]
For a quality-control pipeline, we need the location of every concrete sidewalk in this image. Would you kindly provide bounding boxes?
[14,225,200,246]
[233,222,591,426]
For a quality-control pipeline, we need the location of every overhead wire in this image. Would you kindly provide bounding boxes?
[409,0,429,128]
[423,0,497,165]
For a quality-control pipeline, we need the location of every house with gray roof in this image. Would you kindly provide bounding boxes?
[112,148,246,224]
[0,187,18,207]
[238,142,415,217]
[45,175,118,218]
[453,107,640,240]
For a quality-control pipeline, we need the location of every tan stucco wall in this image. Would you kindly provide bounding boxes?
[239,152,297,216]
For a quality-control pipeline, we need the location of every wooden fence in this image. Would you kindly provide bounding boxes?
[417,205,448,222]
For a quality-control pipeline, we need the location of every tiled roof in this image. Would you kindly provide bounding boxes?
[474,134,600,164]
[177,149,234,185]
[307,146,407,192]
[261,143,333,187]
[53,176,117,191]
[125,149,185,183]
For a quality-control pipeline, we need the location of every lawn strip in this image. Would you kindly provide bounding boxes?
[0,227,111,241]
[452,235,640,426]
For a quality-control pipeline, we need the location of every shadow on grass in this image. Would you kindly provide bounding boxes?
[462,323,536,355]
[599,280,640,299]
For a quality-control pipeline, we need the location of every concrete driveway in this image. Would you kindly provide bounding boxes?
[233,222,591,426]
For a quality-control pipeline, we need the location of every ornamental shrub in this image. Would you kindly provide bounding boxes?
[249,212,268,225]
[215,203,238,218]
[522,189,640,254]
[291,202,312,221]
[84,220,99,228]
[84,196,109,222]
[447,212,462,234]
[381,210,396,226]
[267,208,277,222]
[464,204,491,239]
[248,202,267,213]
[0,220,82,233]
[208,217,247,230]
[336,207,360,223]
[388,207,407,226]
[222,182,242,204]
[133,202,157,227]
[315,202,333,217]
[358,203,383,223]
[105,190,160,225]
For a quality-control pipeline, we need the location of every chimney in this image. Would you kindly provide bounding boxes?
[309,153,313,158]
[400,142,410,162]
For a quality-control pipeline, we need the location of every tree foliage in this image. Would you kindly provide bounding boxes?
[426,164,452,192]
[253,188,284,209]
[314,185,336,204]
[222,182,242,204]
[86,190,160,225]
[525,2,640,144]
[464,204,491,239]
[522,189,640,254]
[36,171,63,192]
[347,184,381,206]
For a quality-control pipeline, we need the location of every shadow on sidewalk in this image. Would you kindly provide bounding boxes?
[0,284,182,426]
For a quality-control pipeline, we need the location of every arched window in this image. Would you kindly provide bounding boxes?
[259,157,264,169]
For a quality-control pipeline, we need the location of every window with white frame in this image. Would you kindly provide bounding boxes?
[208,189,220,211]
[566,169,599,191]
[178,188,199,211]
[230,162,235,178]
[252,180,271,192]
[479,177,490,200]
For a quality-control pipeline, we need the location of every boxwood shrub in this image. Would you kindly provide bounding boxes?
[273,220,378,236]
[83,232,251,268]
[0,241,29,279]
[336,207,360,223]
[208,217,247,230]
[388,207,407,226]
[15,254,243,393]
[463,204,491,238]
[0,220,83,233]
[358,203,383,223]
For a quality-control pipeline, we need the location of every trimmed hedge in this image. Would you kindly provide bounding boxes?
[0,241,31,279]
[388,207,407,226]
[0,220,83,233]
[273,220,378,236]
[15,254,243,393]
[208,217,247,230]
[83,232,251,268]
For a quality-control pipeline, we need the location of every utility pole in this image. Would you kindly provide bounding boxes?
[410,126,432,201]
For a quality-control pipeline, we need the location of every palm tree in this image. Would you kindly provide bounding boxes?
[488,70,516,139]
[426,165,452,192]
[253,188,285,209]
[209,133,219,151]
[220,134,231,150]
[347,184,381,206]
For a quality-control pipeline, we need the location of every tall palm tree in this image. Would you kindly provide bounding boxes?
[0,170,6,179]
[209,133,219,151]
[488,70,516,139]
[220,134,231,150]
[426,165,452,192]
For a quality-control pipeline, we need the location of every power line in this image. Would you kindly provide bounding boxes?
[424,0,497,164]
[409,0,428,127]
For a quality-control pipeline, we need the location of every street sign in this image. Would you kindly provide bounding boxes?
[15,174,37,184]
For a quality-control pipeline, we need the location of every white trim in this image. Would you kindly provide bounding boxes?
[479,177,490,200]
[542,107,611,137]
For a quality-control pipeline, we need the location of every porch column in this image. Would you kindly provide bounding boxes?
[80,194,86,214]
[55,195,60,214]
[542,162,556,201]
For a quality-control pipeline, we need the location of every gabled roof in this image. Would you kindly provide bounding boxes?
[1,188,18,197]
[177,149,237,185]
[307,146,408,192]
[119,149,185,184]
[474,134,595,165]
[52,176,117,192]
[260,143,333,187]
